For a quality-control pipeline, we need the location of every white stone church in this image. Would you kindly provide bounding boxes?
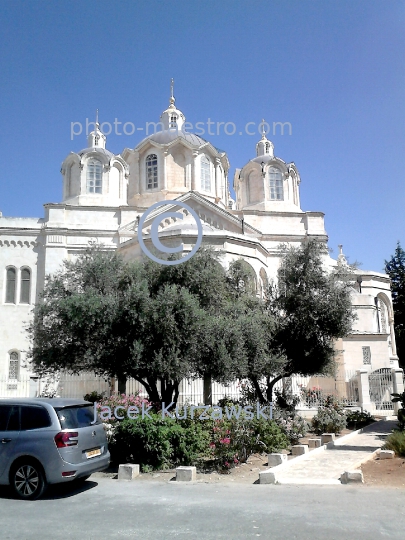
[0,90,402,410]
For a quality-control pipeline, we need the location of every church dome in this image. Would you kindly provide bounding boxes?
[60,113,129,207]
[233,127,301,212]
[146,129,206,147]
[124,81,231,209]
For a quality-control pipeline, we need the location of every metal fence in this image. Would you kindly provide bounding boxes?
[2,370,399,413]
[368,368,394,412]
[288,371,360,408]
[126,377,242,405]
[57,372,111,399]
[0,376,32,398]
[53,371,360,408]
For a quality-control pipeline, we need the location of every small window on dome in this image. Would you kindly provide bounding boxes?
[269,167,283,201]
[201,156,211,192]
[169,115,177,129]
[87,159,102,194]
[265,142,270,154]
[146,154,158,189]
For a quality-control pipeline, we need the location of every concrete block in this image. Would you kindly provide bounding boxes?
[267,453,288,467]
[176,466,196,482]
[291,444,309,456]
[379,450,395,459]
[259,469,277,484]
[118,464,140,480]
[340,470,364,484]
[308,438,322,448]
[321,433,335,444]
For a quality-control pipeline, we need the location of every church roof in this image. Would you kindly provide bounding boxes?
[144,129,206,147]
[77,147,114,159]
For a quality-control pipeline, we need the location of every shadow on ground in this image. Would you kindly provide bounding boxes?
[0,479,98,501]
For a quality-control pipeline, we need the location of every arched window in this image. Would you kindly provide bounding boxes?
[269,167,283,200]
[265,142,270,154]
[201,156,211,191]
[169,115,177,128]
[86,159,102,194]
[9,351,19,380]
[6,267,16,304]
[20,267,31,304]
[146,154,158,189]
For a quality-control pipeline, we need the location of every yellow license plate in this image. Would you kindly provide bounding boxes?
[86,448,101,459]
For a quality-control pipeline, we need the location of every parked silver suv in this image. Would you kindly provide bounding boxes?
[0,398,110,499]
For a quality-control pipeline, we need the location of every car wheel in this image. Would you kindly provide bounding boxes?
[11,461,47,500]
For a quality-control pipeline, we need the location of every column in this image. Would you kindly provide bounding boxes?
[191,151,198,191]
[357,369,373,413]
[162,150,168,192]
[215,158,221,199]
[392,368,405,414]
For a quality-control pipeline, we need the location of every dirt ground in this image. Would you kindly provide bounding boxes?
[361,455,405,488]
[96,449,405,487]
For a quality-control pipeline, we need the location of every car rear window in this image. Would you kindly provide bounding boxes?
[0,405,20,431]
[55,405,100,429]
[21,406,51,430]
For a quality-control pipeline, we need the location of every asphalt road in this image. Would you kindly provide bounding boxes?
[0,477,403,539]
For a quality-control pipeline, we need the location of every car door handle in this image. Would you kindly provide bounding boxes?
[1,438,12,443]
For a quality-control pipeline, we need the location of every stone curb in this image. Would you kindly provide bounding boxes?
[259,423,381,484]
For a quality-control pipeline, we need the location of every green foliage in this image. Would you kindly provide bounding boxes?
[391,392,405,409]
[385,242,405,368]
[391,392,405,429]
[272,408,309,444]
[274,388,300,413]
[345,410,375,429]
[107,407,289,472]
[397,409,405,431]
[28,240,355,410]
[109,413,210,471]
[270,240,356,380]
[311,396,347,434]
[239,240,356,405]
[383,430,405,456]
[28,246,248,406]
[83,390,105,403]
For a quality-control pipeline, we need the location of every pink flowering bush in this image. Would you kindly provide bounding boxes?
[95,392,151,443]
[208,413,289,471]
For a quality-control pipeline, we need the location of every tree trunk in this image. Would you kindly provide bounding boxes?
[117,378,126,394]
[266,374,290,403]
[203,374,212,406]
[251,376,266,404]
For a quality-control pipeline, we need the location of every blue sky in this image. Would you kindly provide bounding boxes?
[0,0,404,272]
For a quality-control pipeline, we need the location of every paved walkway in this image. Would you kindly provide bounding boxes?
[273,420,396,484]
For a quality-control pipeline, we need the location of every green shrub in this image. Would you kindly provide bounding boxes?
[383,430,405,457]
[109,413,210,471]
[108,405,289,472]
[345,410,375,429]
[273,408,309,444]
[312,396,347,434]
[83,390,105,403]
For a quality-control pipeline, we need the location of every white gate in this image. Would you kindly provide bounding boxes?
[368,368,394,411]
